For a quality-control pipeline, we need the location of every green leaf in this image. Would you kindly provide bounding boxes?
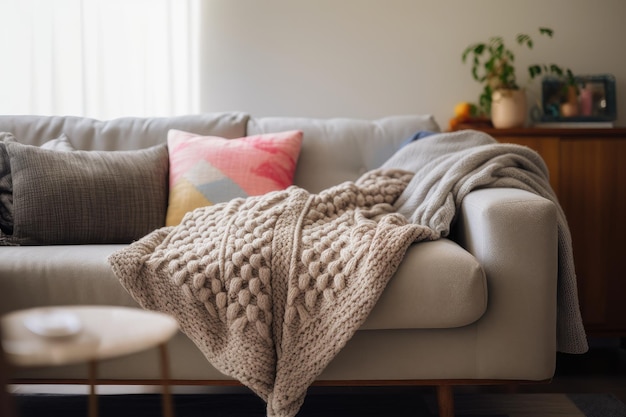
[507,51,515,62]
[528,65,541,78]
[550,64,563,76]
[516,34,532,48]
[462,48,470,62]
[490,36,503,49]
[539,27,554,37]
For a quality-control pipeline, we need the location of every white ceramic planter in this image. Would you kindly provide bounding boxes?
[491,89,527,128]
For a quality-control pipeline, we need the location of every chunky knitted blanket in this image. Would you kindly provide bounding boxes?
[109,169,431,417]
[381,130,587,355]
[109,129,588,417]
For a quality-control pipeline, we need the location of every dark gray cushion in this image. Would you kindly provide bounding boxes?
[0,133,15,235]
[0,133,75,239]
[5,141,169,245]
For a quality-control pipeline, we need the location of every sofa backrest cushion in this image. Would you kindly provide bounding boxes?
[247,115,440,193]
[0,113,249,150]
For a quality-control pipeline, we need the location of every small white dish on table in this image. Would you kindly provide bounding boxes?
[23,309,83,338]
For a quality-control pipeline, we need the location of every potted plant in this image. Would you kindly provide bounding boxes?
[462,27,574,128]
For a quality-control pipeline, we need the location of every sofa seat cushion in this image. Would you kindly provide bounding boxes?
[363,238,487,330]
[0,239,486,330]
[0,245,139,316]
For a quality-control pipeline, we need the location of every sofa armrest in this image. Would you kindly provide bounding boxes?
[454,187,558,379]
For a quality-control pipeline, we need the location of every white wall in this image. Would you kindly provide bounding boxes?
[199,0,626,129]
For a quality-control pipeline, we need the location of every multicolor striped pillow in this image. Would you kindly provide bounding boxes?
[166,129,303,226]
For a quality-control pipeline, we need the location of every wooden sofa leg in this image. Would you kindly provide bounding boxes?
[436,385,455,417]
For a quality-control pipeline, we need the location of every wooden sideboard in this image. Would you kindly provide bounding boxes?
[466,127,626,337]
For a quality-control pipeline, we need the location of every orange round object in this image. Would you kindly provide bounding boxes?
[454,102,472,119]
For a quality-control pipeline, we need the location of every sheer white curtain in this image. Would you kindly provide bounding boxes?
[0,0,200,119]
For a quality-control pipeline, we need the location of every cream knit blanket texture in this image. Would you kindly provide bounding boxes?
[109,169,431,417]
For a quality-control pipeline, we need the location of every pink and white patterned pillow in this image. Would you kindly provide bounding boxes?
[166,129,303,226]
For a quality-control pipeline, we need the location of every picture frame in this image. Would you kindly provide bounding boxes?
[540,74,617,123]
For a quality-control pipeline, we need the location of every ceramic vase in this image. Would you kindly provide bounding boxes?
[491,89,527,128]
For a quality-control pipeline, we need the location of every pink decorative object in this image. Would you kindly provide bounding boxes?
[166,129,303,226]
[579,86,593,116]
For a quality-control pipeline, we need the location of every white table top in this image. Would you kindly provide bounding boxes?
[1,306,178,367]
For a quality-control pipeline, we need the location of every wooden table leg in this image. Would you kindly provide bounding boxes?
[0,328,17,417]
[159,343,174,417]
[88,360,98,417]
[436,385,455,417]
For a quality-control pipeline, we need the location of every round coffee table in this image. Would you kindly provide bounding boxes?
[1,306,178,417]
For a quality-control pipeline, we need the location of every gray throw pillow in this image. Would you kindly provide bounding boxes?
[39,135,76,152]
[5,142,169,245]
[0,133,75,238]
[0,133,15,236]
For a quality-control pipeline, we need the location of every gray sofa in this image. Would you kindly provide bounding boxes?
[0,112,563,416]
